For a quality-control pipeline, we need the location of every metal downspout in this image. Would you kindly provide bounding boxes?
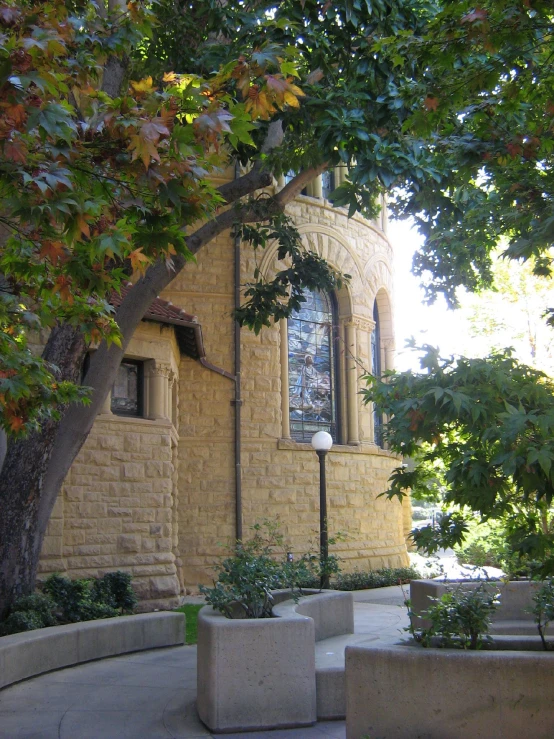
[233,162,243,542]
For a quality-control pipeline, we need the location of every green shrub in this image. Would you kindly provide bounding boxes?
[43,572,136,623]
[200,520,338,618]
[531,579,554,651]
[409,583,500,649]
[0,593,57,635]
[91,571,137,613]
[0,572,137,636]
[334,566,421,591]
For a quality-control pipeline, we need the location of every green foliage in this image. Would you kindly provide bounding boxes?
[199,520,342,618]
[0,572,136,635]
[173,603,203,645]
[531,580,554,651]
[142,0,554,307]
[334,567,421,591]
[0,593,57,635]
[90,571,138,613]
[409,583,500,650]
[234,212,350,334]
[364,347,554,575]
[43,571,136,624]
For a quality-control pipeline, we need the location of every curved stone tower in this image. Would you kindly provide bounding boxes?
[38,172,410,609]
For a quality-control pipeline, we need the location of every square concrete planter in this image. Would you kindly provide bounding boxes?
[197,604,317,733]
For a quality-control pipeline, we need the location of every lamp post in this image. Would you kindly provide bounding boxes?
[311,431,333,589]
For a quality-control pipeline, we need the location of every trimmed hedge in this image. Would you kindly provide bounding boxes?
[0,571,137,636]
[333,566,421,591]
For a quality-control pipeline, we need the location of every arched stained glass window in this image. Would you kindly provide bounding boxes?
[288,289,338,442]
[371,299,383,445]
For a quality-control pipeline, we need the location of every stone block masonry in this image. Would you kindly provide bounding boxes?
[39,416,181,610]
[38,189,410,605]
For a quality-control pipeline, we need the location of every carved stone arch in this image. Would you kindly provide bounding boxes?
[373,287,394,372]
[258,224,365,319]
[363,255,394,300]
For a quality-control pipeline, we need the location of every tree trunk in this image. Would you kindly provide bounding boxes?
[0,324,86,618]
[0,151,320,618]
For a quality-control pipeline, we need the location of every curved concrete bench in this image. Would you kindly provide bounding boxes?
[346,641,554,739]
[197,590,354,733]
[0,612,184,690]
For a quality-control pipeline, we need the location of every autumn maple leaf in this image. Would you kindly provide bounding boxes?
[423,96,439,112]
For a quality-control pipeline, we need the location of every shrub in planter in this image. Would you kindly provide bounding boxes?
[408,582,500,649]
[531,579,554,651]
[200,520,335,618]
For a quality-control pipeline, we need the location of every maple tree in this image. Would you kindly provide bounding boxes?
[364,346,554,576]
[1,0,553,614]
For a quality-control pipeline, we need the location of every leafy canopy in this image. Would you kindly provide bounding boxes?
[364,347,554,574]
[2,0,554,436]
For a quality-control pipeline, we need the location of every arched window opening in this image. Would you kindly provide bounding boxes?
[288,289,339,442]
[371,299,383,446]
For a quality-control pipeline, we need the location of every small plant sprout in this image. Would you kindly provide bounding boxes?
[531,580,554,651]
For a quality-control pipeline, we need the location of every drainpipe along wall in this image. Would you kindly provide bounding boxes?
[233,163,243,540]
[198,163,243,542]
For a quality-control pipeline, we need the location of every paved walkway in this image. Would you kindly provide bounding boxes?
[0,588,408,739]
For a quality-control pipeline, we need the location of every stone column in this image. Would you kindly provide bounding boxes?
[280,321,291,439]
[312,174,323,198]
[334,164,348,186]
[383,338,395,372]
[344,321,359,445]
[146,362,172,420]
[100,390,112,415]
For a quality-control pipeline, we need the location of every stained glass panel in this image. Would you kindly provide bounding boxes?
[288,289,337,441]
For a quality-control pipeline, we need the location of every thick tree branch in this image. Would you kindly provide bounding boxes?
[274,165,328,206]
[217,121,285,203]
[217,167,273,204]
[40,156,327,512]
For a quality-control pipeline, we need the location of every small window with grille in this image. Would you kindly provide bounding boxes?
[111,360,143,417]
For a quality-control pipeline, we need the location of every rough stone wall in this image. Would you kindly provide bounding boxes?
[39,322,182,609]
[38,191,409,603]
[168,194,409,587]
[38,417,180,608]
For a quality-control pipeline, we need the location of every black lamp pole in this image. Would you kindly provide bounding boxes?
[316,449,329,590]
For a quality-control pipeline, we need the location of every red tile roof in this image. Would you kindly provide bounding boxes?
[110,284,205,360]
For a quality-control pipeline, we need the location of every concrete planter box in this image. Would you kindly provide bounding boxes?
[346,641,554,739]
[196,590,353,733]
[410,578,544,633]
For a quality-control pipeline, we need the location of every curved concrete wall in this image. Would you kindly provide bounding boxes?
[346,643,554,739]
[0,612,184,690]
[197,590,354,733]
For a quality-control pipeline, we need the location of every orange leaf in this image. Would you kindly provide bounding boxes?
[129,247,151,274]
[423,96,439,112]
[4,139,27,163]
[39,240,66,266]
[3,103,26,127]
[8,414,25,433]
[52,275,74,303]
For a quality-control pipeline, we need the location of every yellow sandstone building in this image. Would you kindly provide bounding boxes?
[38,172,411,609]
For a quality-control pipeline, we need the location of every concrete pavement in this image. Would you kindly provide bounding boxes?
[0,588,408,739]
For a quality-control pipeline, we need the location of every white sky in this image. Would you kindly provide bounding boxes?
[389,217,469,372]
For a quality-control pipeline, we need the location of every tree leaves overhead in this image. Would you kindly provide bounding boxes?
[363,346,554,572]
[143,0,554,303]
[0,0,293,435]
